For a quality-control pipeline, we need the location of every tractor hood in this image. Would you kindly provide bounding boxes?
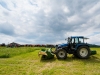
[58,43,68,48]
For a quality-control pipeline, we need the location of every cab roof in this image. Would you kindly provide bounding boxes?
[70,36,89,39]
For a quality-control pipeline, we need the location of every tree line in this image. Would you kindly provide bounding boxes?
[0,42,55,48]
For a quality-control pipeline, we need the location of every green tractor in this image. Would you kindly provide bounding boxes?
[39,36,97,59]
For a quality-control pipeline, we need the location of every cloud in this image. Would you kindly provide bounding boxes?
[87,1,100,14]
[0,1,11,10]
[0,0,100,45]
[0,22,15,35]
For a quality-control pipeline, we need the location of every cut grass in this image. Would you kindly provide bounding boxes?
[0,47,100,75]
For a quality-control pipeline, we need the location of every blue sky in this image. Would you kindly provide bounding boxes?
[0,0,100,45]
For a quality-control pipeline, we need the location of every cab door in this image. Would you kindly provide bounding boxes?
[71,38,79,49]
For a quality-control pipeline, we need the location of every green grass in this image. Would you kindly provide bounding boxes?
[0,47,100,75]
[0,47,41,58]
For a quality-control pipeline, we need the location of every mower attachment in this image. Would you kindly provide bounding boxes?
[38,48,54,59]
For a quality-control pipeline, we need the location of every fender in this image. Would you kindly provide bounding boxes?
[75,43,89,50]
[58,43,68,48]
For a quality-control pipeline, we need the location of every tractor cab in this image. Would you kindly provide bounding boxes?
[67,36,89,50]
[68,36,88,44]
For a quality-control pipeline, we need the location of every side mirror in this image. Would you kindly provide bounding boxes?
[65,38,68,40]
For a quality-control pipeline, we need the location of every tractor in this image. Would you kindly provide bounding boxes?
[38,36,97,59]
[54,36,96,59]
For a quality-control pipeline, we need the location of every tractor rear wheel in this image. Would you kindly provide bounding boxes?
[56,49,67,59]
[77,46,91,59]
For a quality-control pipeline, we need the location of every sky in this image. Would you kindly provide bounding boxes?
[0,0,100,45]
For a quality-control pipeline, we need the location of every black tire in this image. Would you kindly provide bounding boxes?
[56,49,67,59]
[77,46,91,59]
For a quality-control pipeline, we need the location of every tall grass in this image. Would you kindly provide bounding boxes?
[0,47,42,58]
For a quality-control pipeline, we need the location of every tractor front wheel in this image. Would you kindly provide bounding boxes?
[77,46,91,59]
[56,49,67,59]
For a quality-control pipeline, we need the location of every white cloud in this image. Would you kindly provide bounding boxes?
[87,2,100,14]
[0,34,15,44]
[0,0,100,45]
[89,34,100,45]
[68,15,81,23]
[62,5,70,13]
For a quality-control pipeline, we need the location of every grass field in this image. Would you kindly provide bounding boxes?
[0,47,100,75]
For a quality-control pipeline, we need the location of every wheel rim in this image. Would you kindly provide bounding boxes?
[80,48,88,57]
[58,51,65,58]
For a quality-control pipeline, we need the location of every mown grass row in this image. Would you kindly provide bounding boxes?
[0,47,100,75]
[0,47,43,58]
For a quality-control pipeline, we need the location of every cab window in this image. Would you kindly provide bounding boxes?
[79,38,84,43]
[71,38,74,43]
[75,38,78,43]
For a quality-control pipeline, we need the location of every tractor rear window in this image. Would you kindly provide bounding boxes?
[79,38,84,43]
